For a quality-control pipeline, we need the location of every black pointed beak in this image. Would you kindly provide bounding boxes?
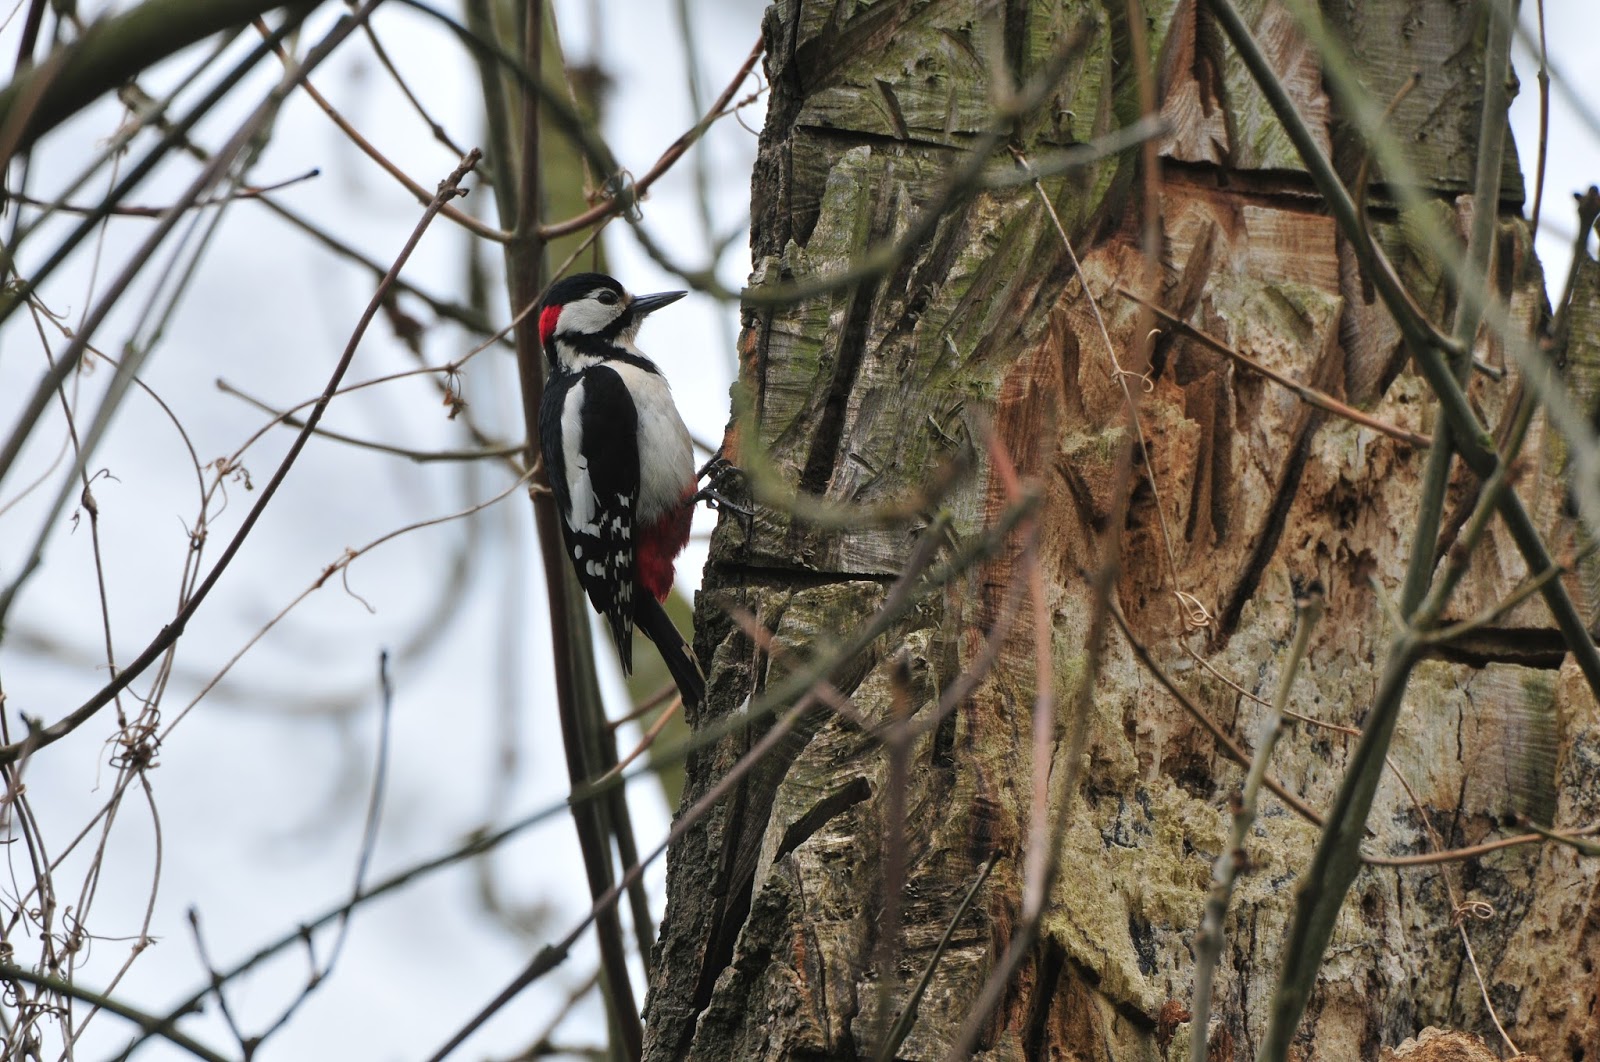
[629,290,687,318]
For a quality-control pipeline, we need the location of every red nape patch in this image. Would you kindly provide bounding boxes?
[637,500,695,602]
[539,305,561,346]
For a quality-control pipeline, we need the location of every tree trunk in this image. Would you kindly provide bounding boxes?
[644,1,1600,1059]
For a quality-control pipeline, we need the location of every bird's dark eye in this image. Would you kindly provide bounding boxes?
[595,290,620,306]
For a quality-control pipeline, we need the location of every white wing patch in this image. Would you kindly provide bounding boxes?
[560,379,599,534]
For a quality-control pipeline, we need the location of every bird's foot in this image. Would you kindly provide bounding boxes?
[690,457,754,536]
[696,451,740,483]
[691,484,753,519]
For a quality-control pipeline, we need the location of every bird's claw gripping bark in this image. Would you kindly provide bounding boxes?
[691,455,754,535]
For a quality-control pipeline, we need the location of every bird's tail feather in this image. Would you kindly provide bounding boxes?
[634,595,705,709]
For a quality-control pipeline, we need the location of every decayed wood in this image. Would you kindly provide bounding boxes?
[643,2,1600,1060]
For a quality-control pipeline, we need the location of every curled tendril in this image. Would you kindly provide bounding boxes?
[1175,591,1214,632]
[109,717,162,772]
[603,169,643,222]
[1113,367,1155,393]
[1452,899,1496,926]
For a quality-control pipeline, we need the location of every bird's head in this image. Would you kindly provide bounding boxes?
[538,272,686,371]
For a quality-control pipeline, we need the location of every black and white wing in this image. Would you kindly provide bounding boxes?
[539,366,641,671]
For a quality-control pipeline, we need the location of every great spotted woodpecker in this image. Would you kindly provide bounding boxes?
[537,272,706,708]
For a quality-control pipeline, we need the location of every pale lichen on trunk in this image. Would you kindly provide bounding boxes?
[642,2,1600,1060]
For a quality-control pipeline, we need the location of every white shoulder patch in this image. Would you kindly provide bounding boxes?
[560,380,598,534]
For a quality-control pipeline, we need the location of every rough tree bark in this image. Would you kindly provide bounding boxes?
[643,1,1600,1059]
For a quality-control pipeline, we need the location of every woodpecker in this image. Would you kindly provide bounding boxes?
[537,272,705,708]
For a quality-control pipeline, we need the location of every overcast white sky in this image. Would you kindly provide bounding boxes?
[0,2,1595,1061]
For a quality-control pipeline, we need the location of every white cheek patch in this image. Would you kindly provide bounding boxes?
[555,297,623,336]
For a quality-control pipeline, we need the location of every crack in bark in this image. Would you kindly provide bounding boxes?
[873,78,910,141]
[1022,937,1066,1057]
[799,277,882,498]
[793,122,969,153]
[1423,627,1570,670]
[1217,413,1320,640]
[707,561,900,587]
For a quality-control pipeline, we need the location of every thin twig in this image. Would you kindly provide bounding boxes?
[359,16,469,157]
[1364,821,1600,867]
[0,8,344,621]
[1214,4,1532,1052]
[186,911,247,1053]
[4,169,320,215]
[252,17,510,242]
[871,652,915,1048]
[540,36,764,239]
[157,471,532,742]
[215,379,528,465]
[1121,288,1432,448]
[1188,586,1323,1062]
[1018,149,1208,633]
[940,421,1123,1057]
[874,853,999,1062]
[595,696,683,783]
[240,652,397,1051]
[1115,606,1325,828]
[430,487,1041,1061]
[0,964,232,1062]
[0,142,481,765]
[1528,0,1550,240]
